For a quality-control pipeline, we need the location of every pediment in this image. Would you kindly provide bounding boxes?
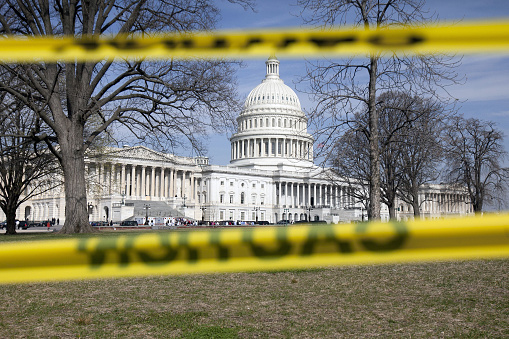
[112,146,171,162]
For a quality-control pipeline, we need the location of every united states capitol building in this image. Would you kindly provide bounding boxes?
[11,57,472,225]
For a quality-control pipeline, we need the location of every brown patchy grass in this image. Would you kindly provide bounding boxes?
[0,260,507,338]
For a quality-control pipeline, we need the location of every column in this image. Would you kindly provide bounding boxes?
[275,138,279,157]
[170,169,175,197]
[162,168,167,198]
[191,173,195,200]
[141,166,146,197]
[297,183,300,207]
[182,170,187,198]
[121,164,126,195]
[131,165,136,197]
[150,167,155,197]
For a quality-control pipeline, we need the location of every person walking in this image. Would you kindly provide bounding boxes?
[47,221,51,231]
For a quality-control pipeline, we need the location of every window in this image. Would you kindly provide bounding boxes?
[221,181,224,186]
[220,211,224,220]
[252,183,256,188]
[241,192,245,204]
[230,195,234,204]
[260,119,263,127]
[261,197,264,205]
[229,210,234,220]
[241,212,245,220]
[220,194,224,203]
[249,120,252,128]
[261,184,264,188]
[241,183,244,187]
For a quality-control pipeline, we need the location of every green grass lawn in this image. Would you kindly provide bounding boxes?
[0,232,507,338]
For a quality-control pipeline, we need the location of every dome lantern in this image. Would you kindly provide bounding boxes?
[265,54,280,79]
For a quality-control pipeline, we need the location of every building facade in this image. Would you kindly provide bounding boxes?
[6,57,473,225]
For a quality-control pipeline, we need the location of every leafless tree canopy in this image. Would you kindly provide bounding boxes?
[330,91,446,220]
[0,0,252,233]
[0,79,60,235]
[296,0,460,220]
[443,116,509,213]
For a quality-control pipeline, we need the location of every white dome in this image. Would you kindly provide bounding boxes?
[243,56,301,110]
[230,56,314,170]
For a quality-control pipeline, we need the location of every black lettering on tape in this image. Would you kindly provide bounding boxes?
[356,222,408,252]
[368,34,424,47]
[136,234,179,265]
[74,39,101,51]
[182,39,194,48]
[244,38,263,49]
[300,226,353,256]
[108,40,145,50]
[213,38,228,49]
[163,39,177,49]
[178,232,198,263]
[78,234,199,268]
[242,228,291,258]
[279,38,298,48]
[209,231,230,261]
[309,36,357,47]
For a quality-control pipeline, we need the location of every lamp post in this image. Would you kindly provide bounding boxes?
[283,208,289,226]
[253,207,260,223]
[87,203,93,215]
[182,195,187,208]
[144,204,150,225]
[121,191,125,205]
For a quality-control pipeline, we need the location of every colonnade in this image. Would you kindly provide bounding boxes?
[86,162,198,201]
[231,137,313,160]
[274,181,354,209]
[422,192,471,214]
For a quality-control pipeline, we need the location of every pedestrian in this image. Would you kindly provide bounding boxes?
[57,218,59,225]
[47,221,50,231]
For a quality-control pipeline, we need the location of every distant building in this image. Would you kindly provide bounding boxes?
[6,57,473,225]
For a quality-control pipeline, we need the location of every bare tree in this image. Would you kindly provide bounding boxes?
[0,0,252,233]
[396,96,445,218]
[330,91,436,220]
[443,116,509,213]
[296,0,459,220]
[330,122,371,216]
[0,88,60,235]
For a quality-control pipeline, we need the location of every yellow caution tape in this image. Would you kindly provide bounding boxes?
[0,20,508,62]
[0,213,508,284]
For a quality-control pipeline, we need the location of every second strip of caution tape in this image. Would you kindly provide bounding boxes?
[0,213,508,284]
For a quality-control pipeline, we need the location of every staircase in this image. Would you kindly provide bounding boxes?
[126,200,186,218]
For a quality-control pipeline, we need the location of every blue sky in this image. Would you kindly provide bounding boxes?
[204,0,509,165]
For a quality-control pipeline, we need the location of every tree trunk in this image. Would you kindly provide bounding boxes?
[59,124,96,234]
[388,205,396,220]
[368,57,381,221]
[3,207,17,235]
